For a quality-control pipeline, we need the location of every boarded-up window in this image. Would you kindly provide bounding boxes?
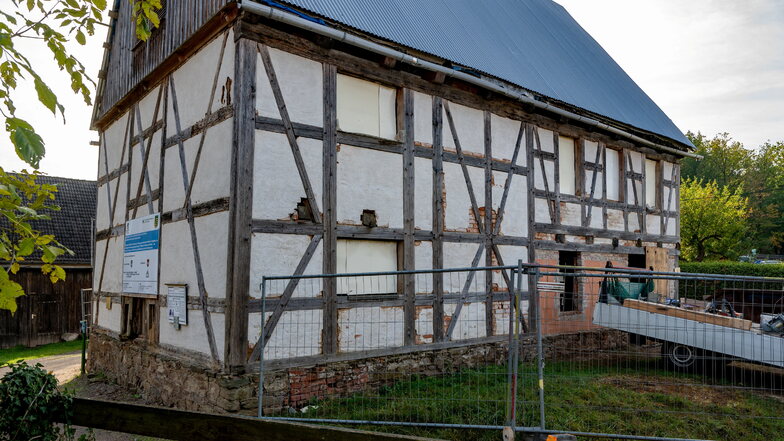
[558,136,576,195]
[337,239,399,295]
[605,148,621,201]
[337,74,397,139]
[645,159,658,208]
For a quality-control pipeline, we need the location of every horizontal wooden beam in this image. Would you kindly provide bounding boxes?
[251,220,528,245]
[533,223,679,243]
[255,116,528,176]
[57,398,435,441]
[248,291,524,312]
[96,197,231,240]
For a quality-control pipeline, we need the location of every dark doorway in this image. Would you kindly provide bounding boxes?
[559,251,579,312]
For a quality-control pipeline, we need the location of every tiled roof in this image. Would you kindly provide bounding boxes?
[1,174,97,266]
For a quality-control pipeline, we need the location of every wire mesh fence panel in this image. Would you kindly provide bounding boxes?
[254,266,529,431]
[530,267,784,440]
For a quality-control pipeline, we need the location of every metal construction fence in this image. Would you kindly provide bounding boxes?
[255,264,784,440]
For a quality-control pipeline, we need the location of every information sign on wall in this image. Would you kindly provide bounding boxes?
[122,213,160,295]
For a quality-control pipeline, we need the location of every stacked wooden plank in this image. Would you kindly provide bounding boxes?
[623,299,753,331]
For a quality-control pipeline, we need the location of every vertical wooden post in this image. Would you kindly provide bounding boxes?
[225,37,256,372]
[526,124,538,334]
[322,64,338,355]
[483,111,494,337]
[402,89,416,346]
[432,97,445,342]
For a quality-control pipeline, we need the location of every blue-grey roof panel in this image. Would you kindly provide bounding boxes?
[266,0,691,147]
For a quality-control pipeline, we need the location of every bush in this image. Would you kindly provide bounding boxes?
[0,361,89,441]
[680,261,784,278]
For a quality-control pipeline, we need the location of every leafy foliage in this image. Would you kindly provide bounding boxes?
[682,132,784,255]
[0,361,92,441]
[0,169,71,313]
[0,0,105,167]
[680,178,749,262]
[680,261,784,278]
[131,0,162,41]
[0,0,160,168]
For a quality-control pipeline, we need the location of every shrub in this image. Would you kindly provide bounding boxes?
[680,261,784,278]
[0,361,89,441]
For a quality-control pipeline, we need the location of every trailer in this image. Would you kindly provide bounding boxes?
[593,299,784,370]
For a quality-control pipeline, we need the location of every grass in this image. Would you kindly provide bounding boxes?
[0,338,84,367]
[274,360,784,441]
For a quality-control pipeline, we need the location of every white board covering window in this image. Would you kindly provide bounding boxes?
[337,239,398,295]
[645,159,658,208]
[336,74,397,139]
[605,148,621,201]
[558,136,576,195]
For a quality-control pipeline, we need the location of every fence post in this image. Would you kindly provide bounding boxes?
[257,277,266,418]
[534,266,545,430]
[505,264,518,433]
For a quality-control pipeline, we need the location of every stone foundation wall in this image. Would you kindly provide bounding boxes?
[88,327,628,414]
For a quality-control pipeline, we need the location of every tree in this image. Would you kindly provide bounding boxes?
[681,131,753,191]
[0,1,161,313]
[0,169,70,313]
[744,141,784,253]
[680,178,749,262]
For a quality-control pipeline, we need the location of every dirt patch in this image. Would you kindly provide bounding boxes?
[598,374,741,407]
[62,375,171,441]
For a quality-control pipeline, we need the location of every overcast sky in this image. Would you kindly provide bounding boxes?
[0,1,781,180]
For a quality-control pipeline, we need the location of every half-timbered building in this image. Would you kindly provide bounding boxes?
[89,0,694,411]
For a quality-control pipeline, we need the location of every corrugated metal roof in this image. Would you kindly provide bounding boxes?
[265,0,691,148]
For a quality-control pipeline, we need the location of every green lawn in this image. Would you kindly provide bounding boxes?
[274,361,784,441]
[0,339,84,367]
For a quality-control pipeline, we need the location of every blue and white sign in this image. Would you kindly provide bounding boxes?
[123,213,161,295]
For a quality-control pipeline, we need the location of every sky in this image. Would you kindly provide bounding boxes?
[0,1,782,180]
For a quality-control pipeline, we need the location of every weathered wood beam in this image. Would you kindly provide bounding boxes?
[225,37,256,371]
[402,89,416,346]
[322,64,338,355]
[432,97,445,342]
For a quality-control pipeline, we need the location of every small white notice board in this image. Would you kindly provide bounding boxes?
[167,284,188,326]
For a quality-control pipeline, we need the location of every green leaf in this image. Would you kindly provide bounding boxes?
[75,30,86,45]
[16,237,35,257]
[0,276,24,314]
[6,118,45,168]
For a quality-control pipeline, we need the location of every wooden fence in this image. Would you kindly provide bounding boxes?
[59,398,441,441]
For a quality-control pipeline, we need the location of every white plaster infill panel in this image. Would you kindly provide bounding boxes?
[412,91,432,145]
[338,306,404,352]
[337,145,403,228]
[253,310,323,360]
[256,46,323,126]
[491,114,524,164]
[165,29,235,130]
[162,118,232,213]
[442,101,484,155]
[159,309,226,361]
[249,233,323,299]
[414,156,433,231]
[252,131,322,220]
[158,212,229,299]
[443,161,483,232]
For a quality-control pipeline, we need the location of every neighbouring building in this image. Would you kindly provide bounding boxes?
[0,175,96,348]
[88,0,693,412]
